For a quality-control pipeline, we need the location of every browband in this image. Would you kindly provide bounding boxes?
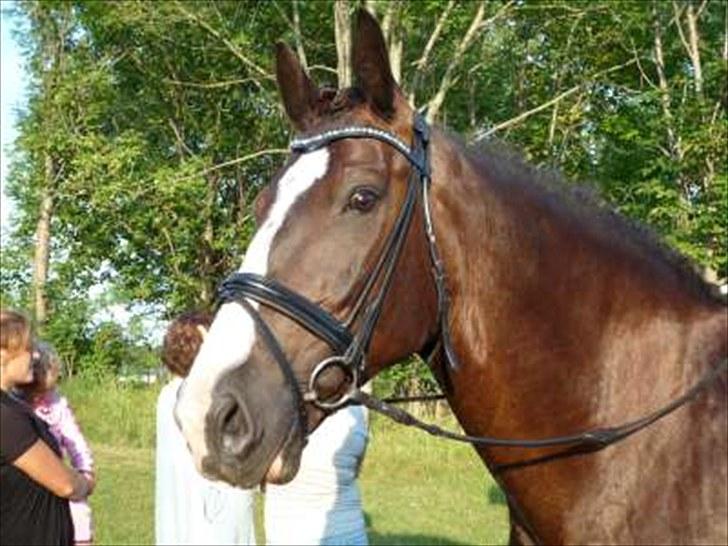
[290,122,430,178]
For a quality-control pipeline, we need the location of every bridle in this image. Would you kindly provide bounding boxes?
[216,111,727,457]
[217,112,451,419]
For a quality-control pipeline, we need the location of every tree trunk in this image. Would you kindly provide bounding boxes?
[363,0,376,15]
[409,0,456,106]
[686,4,703,96]
[389,31,403,84]
[32,155,55,325]
[334,0,351,88]
[292,0,308,71]
[199,173,219,307]
[677,1,704,98]
[28,3,73,327]
[382,1,403,83]
[426,1,488,123]
[653,5,686,196]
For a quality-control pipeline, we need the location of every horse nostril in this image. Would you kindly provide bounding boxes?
[220,400,243,436]
[215,395,256,457]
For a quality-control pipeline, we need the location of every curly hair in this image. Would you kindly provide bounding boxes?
[162,311,213,378]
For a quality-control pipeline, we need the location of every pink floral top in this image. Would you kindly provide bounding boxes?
[32,391,94,474]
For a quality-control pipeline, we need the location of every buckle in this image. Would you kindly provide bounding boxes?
[413,112,430,143]
[304,355,361,410]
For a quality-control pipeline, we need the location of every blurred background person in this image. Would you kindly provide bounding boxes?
[16,341,96,546]
[156,310,257,546]
[1,309,89,546]
[163,308,370,546]
[263,403,369,546]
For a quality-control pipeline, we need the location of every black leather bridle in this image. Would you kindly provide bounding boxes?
[217,112,450,422]
[215,112,727,456]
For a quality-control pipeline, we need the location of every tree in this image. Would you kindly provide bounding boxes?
[2,1,725,380]
[9,3,79,325]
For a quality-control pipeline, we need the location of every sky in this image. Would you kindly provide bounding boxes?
[1,5,26,236]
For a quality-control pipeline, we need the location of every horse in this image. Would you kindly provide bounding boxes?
[175,10,728,545]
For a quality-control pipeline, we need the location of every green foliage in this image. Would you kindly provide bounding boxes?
[2,1,726,391]
[74,322,127,379]
[40,295,94,377]
[61,376,160,448]
[44,315,159,380]
[0,239,33,309]
[373,356,441,398]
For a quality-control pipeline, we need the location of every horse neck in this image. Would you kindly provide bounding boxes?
[427,130,726,438]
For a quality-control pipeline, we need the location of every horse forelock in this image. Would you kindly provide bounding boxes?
[314,86,365,117]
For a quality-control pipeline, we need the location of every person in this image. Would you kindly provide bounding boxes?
[162,309,370,545]
[0,309,90,546]
[156,310,257,546]
[263,404,369,546]
[16,341,96,546]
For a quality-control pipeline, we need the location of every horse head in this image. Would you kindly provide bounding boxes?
[175,10,439,488]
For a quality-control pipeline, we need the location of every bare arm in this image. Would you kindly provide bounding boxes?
[13,439,89,501]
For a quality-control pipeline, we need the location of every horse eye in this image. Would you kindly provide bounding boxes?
[347,187,380,213]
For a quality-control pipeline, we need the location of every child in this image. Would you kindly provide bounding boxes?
[17,341,96,546]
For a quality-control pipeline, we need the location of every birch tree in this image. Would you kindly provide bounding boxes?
[2,0,725,375]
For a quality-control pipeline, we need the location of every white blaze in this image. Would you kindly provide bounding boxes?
[175,149,330,467]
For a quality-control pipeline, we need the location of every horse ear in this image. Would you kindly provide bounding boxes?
[352,9,398,118]
[275,42,318,130]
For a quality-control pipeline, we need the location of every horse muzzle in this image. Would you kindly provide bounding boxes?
[196,373,307,488]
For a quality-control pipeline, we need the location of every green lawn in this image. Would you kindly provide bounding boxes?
[63,378,509,545]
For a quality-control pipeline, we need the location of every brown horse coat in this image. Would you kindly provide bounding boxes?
[424,132,727,544]
[177,10,728,545]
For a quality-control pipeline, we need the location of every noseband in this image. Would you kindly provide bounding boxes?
[217,112,453,431]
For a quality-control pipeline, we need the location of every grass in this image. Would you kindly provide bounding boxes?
[360,414,509,545]
[61,377,509,545]
[92,444,155,545]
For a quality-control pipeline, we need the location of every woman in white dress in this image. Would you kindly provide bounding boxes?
[155,311,256,546]
[264,403,369,546]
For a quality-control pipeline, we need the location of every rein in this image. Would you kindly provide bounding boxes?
[216,112,727,453]
[352,358,728,451]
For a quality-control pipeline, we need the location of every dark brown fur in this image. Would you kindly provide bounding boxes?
[203,10,727,544]
[424,128,727,544]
